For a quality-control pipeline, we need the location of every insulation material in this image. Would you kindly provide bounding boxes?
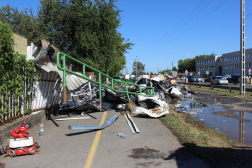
[133,95,169,118]
[132,107,169,118]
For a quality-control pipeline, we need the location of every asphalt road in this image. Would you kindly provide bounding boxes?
[1,110,209,168]
[177,79,252,91]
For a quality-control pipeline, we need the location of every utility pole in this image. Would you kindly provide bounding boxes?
[135,56,138,77]
[240,0,245,95]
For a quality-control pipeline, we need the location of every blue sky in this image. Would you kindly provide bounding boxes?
[1,0,252,75]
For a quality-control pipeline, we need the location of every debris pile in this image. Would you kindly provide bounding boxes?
[55,74,199,131]
[58,74,194,117]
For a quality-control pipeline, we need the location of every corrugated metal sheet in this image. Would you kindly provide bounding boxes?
[31,65,88,111]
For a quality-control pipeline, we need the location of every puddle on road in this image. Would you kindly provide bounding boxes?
[172,93,252,145]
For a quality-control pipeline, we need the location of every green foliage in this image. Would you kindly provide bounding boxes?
[0,0,134,76]
[0,5,38,45]
[178,53,216,73]
[178,58,195,73]
[195,53,215,60]
[132,61,145,75]
[0,21,37,122]
[159,68,172,76]
[172,67,178,71]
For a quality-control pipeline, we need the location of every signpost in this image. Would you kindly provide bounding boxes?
[249,69,251,84]
[185,69,188,83]
[206,71,209,78]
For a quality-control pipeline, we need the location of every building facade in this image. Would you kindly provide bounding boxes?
[195,48,252,77]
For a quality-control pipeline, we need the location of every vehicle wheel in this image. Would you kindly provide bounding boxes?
[9,150,15,157]
[0,148,4,154]
[24,123,31,128]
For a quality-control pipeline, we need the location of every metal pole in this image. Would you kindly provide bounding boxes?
[240,0,245,95]
[239,111,245,142]
[63,55,67,104]
[135,56,138,77]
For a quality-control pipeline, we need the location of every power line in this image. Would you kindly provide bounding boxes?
[145,0,229,57]
[141,0,209,55]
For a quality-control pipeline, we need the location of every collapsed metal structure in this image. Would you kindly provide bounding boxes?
[29,39,193,120]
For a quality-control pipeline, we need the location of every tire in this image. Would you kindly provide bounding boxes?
[0,148,4,154]
[24,123,31,128]
[9,150,15,157]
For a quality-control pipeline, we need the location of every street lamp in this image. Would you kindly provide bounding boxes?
[170,60,173,70]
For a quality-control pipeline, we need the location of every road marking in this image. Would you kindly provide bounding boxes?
[84,111,107,168]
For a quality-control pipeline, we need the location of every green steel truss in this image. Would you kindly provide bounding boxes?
[56,52,155,103]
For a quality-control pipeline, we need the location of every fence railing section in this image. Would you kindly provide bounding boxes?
[56,52,155,106]
[0,75,33,124]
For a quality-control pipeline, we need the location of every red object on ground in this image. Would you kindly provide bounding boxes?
[7,141,37,157]
[7,120,38,157]
[10,126,29,138]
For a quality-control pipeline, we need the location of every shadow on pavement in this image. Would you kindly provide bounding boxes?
[165,143,252,168]
[65,130,98,136]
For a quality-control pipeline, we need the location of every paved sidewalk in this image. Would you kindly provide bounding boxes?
[1,110,209,168]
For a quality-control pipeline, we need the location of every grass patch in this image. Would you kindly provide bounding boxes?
[160,90,252,167]
[160,106,235,148]
[184,84,252,99]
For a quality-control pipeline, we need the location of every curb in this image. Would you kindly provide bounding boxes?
[0,110,46,147]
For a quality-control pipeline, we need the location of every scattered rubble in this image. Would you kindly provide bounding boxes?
[56,74,197,130]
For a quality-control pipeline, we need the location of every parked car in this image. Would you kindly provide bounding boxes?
[223,75,231,79]
[227,75,240,85]
[205,76,212,83]
[196,77,202,82]
[187,75,198,83]
[211,76,228,85]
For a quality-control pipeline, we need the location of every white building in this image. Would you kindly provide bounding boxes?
[195,48,252,77]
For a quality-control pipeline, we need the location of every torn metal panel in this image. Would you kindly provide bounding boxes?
[68,113,120,130]
[54,117,90,121]
[133,95,169,117]
[137,95,168,110]
[124,113,140,133]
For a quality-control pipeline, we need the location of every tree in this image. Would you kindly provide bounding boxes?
[0,0,134,76]
[159,68,172,76]
[132,61,145,76]
[0,5,39,45]
[172,67,178,71]
[195,53,215,60]
[178,58,195,73]
[178,53,216,73]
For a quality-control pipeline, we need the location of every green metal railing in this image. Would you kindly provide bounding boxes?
[56,52,155,108]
